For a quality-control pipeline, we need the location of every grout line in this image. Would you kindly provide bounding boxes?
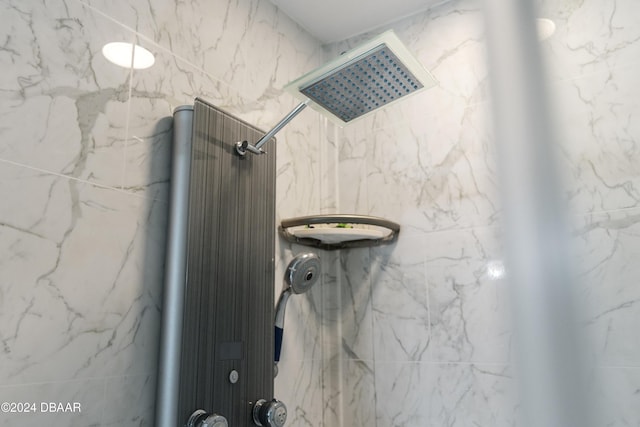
[424,254,432,363]
[99,376,107,425]
[367,247,379,427]
[75,0,271,106]
[0,373,154,390]
[0,158,168,204]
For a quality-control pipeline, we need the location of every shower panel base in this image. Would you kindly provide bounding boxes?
[156,98,276,427]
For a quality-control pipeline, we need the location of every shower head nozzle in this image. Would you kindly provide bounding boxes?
[285,252,321,294]
[285,30,437,125]
[235,30,435,157]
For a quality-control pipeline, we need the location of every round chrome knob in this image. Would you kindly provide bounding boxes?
[187,409,228,427]
[202,414,228,427]
[252,399,287,427]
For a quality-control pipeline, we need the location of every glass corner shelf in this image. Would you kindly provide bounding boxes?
[279,214,400,250]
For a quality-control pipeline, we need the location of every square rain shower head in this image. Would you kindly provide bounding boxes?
[285,30,437,125]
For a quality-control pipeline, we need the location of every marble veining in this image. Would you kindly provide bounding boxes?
[330,0,640,425]
[3,0,640,425]
[1,0,326,425]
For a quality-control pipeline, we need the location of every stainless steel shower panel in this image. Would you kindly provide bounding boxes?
[177,98,276,426]
[156,105,193,427]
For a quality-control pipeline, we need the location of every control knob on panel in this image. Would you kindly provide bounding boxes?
[252,399,287,427]
[187,409,228,427]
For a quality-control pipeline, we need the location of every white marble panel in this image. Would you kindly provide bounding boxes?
[341,359,376,427]
[590,367,640,427]
[425,227,511,364]
[572,209,640,366]
[370,250,430,362]
[80,0,244,92]
[274,356,324,427]
[337,127,368,214]
[374,362,515,427]
[553,65,640,215]
[321,355,343,427]
[319,120,339,214]
[0,378,105,427]
[540,0,640,81]
[0,0,134,187]
[319,252,342,358]
[274,110,324,220]
[81,0,322,102]
[338,248,374,361]
[0,163,166,385]
[102,374,156,426]
[365,101,498,233]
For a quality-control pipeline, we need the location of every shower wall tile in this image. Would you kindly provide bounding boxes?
[0,0,133,187]
[2,0,326,425]
[81,0,322,102]
[370,249,430,362]
[319,253,343,427]
[363,102,498,233]
[0,163,166,386]
[553,65,640,215]
[592,367,640,427]
[274,112,324,220]
[320,253,342,357]
[330,0,640,425]
[337,127,368,213]
[338,249,374,362]
[425,227,511,364]
[573,208,640,367]
[274,356,324,427]
[0,378,105,427]
[102,374,156,426]
[340,360,376,427]
[319,121,340,214]
[374,362,515,427]
[540,0,640,81]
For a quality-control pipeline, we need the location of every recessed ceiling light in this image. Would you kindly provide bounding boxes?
[101,42,155,70]
[536,18,556,41]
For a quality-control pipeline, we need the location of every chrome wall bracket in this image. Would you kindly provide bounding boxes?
[235,100,309,156]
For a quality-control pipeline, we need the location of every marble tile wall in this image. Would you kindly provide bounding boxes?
[0,0,327,425]
[328,0,640,425]
[3,0,638,426]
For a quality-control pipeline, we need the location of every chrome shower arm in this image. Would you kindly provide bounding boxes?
[235,100,309,156]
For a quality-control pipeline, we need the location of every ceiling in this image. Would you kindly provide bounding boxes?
[269,0,448,43]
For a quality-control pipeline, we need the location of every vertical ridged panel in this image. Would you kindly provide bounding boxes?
[178,99,275,426]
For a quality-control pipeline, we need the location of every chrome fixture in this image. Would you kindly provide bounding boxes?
[274,253,321,376]
[252,399,287,427]
[235,30,436,156]
[187,409,228,427]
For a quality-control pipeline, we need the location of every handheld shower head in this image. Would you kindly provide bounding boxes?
[284,252,320,295]
[274,253,321,374]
